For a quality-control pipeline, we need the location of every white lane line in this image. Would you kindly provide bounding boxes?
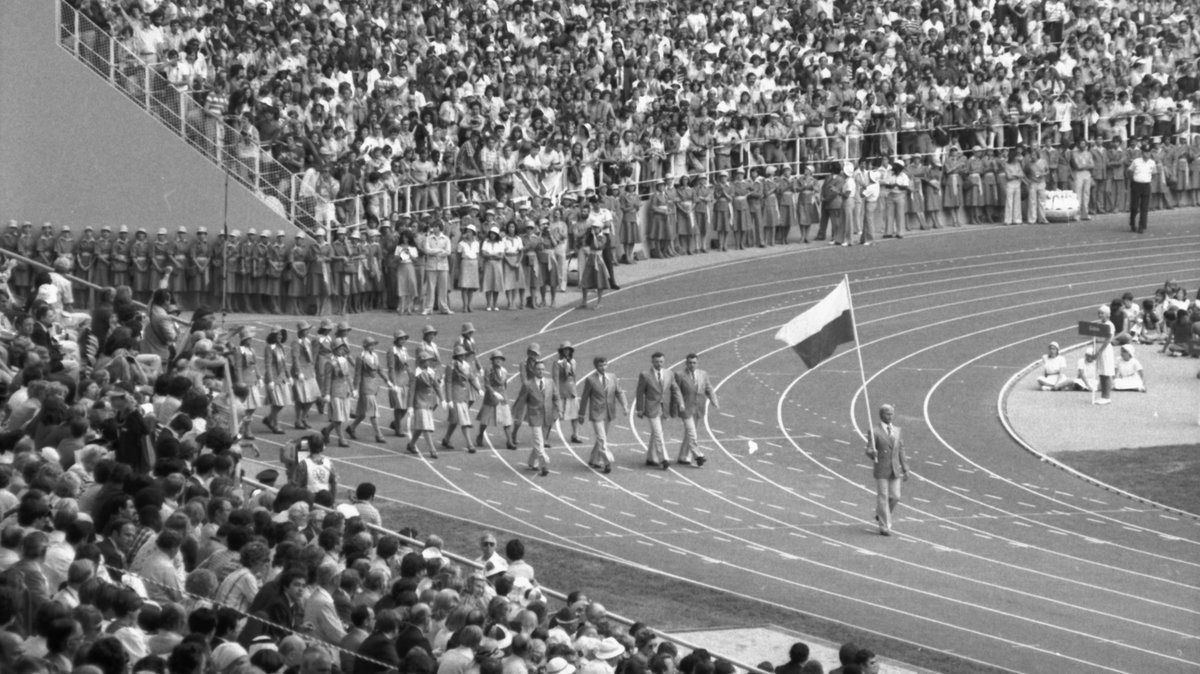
[502,481,518,487]
[514,507,530,513]
[663,499,680,506]
[575,523,591,530]
[946,505,964,512]
[544,514,561,521]
[636,540,653,546]
[1013,521,1033,528]
[713,536,732,543]
[939,525,957,531]
[746,419,764,425]
[1018,502,1037,508]
[650,520,668,527]
[926,460,944,466]
[786,466,804,472]
[973,533,992,540]
[1160,514,1179,521]
[826,456,843,462]
[833,439,850,445]
[1048,530,1068,536]
[725,515,742,522]
[756,459,774,465]
[669,548,686,555]
[591,504,607,510]
[619,511,636,518]
[694,507,711,514]
[984,494,1004,501]
[486,499,501,506]
[444,465,462,471]
[817,474,835,480]
[1085,497,1109,505]
[719,412,736,418]
[766,503,785,511]
[957,467,976,474]
[1087,518,1107,525]
[474,472,489,479]
[718,469,734,476]
[1054,490,1074,497]
[839,500,856,507]
[767,442,782,448]
[1123,526,1142,533]
[912,497,932,503]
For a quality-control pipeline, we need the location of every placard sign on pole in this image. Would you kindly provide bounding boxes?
[1077,321,1114,338]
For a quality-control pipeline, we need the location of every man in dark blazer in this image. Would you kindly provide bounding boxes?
[394,602,434,659]
[354,611,402,674]
[866,404,909,536]
[672,353,719,467]
[512,361,558,476]
[635,351,682,470]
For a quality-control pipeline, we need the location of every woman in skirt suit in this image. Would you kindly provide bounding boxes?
[290,321,321,430]
[905,160,927,231]
[475,350,514,449]
[648,181,670,258]
[347,336,386,443]
[537,221,561,308]
[456,225,480,313]
[797,165,820,243]
[386,329,411,437]
[942,147,965,226]
[441,344,480,452]
[231,325,261,438]
[964,149,985,224]
[981,150,1001,223]
[321,338,354,448]
[501,221,525,310]
[262,326,293,435]
[922,157,944,229]
[406,348,441,457]
[480,227,505,312]
[579,223,610,310]
[395,230,420,315]
[130,229,152,300]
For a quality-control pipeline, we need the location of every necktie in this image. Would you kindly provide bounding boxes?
[658,370,664,389]
[538,379,544,393]
[887,424,894,440]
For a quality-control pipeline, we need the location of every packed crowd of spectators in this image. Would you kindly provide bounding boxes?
[66,0,1200,230]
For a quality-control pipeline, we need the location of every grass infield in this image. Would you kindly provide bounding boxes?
[1052,444,1200,516]
[372,499,1010,674]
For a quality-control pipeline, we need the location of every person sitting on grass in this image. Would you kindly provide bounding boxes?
[1070,348,1100,392]
[1112,344,1147,392]
[1036,342,1073,391]
[1162,309,1200,357]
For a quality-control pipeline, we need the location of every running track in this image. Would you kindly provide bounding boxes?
[240,217,1200,674]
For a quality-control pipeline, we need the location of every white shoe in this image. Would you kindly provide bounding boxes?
[1094,398,1111,405]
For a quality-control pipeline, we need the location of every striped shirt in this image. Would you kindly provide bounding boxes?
[213,566,260,614]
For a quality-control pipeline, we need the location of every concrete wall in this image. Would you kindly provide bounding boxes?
[0,1,293,234]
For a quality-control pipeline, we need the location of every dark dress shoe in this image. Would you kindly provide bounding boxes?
[406,443,418,455]
[696,456,707,467]
[603,465,612,474]
[676,460,692,466]
[660,460,670,470]
[345,426,358,440]
[570,435,583,444]
[338,441,350,448]
[539,467,549,477]
[645,460,659,467]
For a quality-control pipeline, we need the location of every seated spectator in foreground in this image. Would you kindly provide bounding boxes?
[1112,345,1147,392]
[1070,348,1100,392]
[1036,342,1072,391]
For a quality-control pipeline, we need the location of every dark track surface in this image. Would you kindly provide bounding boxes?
[239,215,1200,674]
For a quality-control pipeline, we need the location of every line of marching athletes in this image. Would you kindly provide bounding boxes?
[228,320,719,478]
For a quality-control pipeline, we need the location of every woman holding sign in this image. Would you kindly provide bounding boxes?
[1093,305,1116,405]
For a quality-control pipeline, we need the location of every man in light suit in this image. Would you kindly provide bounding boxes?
[636,351,682,470]
[512,361,558,477]
[866,404,909,536]
[577,356,628,474]
[672,353,719,467]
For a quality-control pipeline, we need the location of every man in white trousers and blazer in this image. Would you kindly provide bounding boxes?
[866,403,909,536]
[576,356,628,473]
[672,353,719,466]
[636,351,683,470]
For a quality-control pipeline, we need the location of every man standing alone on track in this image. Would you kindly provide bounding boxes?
[866,404,909,536]
[636,352,682,470]
[1128,144,1155,234]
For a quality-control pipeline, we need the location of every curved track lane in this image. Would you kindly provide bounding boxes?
[239,221,1200,673]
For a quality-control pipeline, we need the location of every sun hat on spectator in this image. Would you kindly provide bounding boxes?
[462,323,475,335]
[596,637,626,660]
[547,657,576,674]
[490,351,505,362]
[212,642,250,671]
[422,325,438,336]
[527,343,541,357]
[248,635,278,657]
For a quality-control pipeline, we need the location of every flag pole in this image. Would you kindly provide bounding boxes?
[844,274,874,447]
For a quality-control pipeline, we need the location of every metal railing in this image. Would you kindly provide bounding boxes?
[56,1,315,235]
